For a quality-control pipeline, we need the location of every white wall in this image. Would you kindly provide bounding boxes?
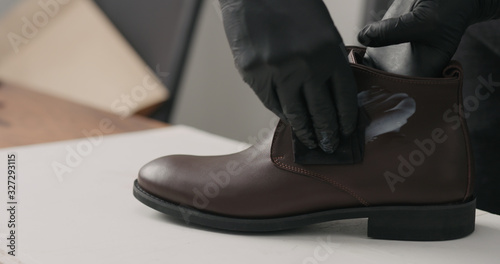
[172,0,366,142]
[0,0,18,18]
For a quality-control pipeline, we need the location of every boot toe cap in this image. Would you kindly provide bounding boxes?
[137,155,194,206]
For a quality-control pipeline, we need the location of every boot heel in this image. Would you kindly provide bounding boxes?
[367,199,476,241]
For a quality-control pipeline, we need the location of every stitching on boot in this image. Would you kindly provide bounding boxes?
[271,122,370,206]
[273,157,369,206]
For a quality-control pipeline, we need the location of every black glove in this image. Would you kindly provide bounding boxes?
[219,0,358,153]
[358,0,500,76]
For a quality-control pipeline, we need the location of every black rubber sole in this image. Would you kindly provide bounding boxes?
[133,180,476,241]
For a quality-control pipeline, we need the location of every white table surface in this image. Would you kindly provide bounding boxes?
[0,126,498,264]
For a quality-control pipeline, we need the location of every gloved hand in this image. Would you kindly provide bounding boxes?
[358,0,500,73]
[219,0,358,153]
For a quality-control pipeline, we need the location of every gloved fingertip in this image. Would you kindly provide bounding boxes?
[303,140,318,150]
[358,34,370,46]
[321,140,339,154]
[294,127,317,150]
[320,144,334,154]
[318,131,338,154]
[357,25,372,46]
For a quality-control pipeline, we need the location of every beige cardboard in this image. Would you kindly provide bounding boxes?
[0,0,168,115]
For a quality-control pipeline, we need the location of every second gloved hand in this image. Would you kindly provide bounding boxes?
[358,0,500,76]
[219,0,358,153]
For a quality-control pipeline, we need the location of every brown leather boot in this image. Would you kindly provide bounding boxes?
[133,48,475,241]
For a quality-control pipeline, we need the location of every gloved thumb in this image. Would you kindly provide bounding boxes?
[357,13,421,47]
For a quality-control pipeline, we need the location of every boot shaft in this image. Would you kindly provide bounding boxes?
[272,48,474,205]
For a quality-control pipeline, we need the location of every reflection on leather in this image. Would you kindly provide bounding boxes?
[358,88,416,143]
